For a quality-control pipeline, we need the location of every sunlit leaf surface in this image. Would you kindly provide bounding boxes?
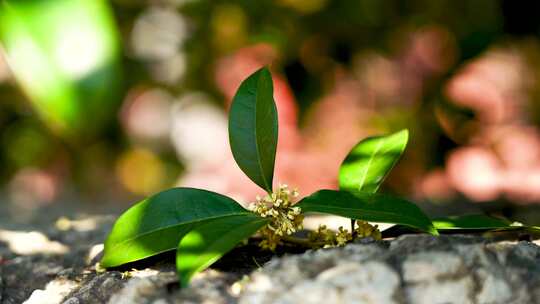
[176,214,268,286]
[101,188,250,267]
[339,129,409,193]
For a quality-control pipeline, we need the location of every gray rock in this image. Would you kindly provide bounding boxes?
[239,235,540,304]
[402,251,465,282]
[1,214,540,304]
[107,277,164,304]
[64,272,126,304]
[25,279,78,304]
[0,215,116,303]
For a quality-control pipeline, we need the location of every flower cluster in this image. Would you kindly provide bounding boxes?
[308,224,335,245]
[308,225,352,248]
[308,220,381,248]
[355,220,382,240]
[251,184,303,251]
[336,226,353,246]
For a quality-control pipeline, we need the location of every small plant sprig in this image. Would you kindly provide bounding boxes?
[100,67,532,287]
[250,183,303,251]
[249,183,383,250]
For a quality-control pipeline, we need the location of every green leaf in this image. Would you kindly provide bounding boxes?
[339,129,409,193]
[433,214,517,230]
[297,190,437,235]
[100,188,251,268]
[229,67,278,192]
[177,214,268,287]
[526,226,540,235]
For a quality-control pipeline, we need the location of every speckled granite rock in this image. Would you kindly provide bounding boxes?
[0,214,539,304]
[239,236,540,304]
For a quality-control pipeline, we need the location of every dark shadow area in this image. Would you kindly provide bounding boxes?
[212,239,309,273]
[108,237,309,274]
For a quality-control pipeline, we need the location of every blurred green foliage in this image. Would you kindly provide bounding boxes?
[0,0,121,137]
[1,0,540,216]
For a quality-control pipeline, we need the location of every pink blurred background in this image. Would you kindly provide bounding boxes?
[2,0,540,225]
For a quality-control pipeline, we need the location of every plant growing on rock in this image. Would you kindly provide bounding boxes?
[100,67,528,287]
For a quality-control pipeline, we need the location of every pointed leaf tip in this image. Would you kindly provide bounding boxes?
[339,129,409,194]
[177,214,268,287]
[433,214,515,231]
[228,67,278,193]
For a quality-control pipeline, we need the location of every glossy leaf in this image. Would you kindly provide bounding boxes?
[229,67,278,192]
[101,188,250,268]
[297,190,437,235]
[339,129,409,193]
[433,214,517,230]
[177,214,268,286]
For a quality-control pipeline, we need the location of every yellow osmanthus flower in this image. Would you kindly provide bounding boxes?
[309,221,381,248]
[308,224,334,244]
[251,184,303,251]
[252,185,382,250]
[309,225,352,247]
[355,220,382,240]
[335,226,353,246]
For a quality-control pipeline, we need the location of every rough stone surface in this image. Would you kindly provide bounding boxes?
[0,214,539,304]
[238,235,540,304]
